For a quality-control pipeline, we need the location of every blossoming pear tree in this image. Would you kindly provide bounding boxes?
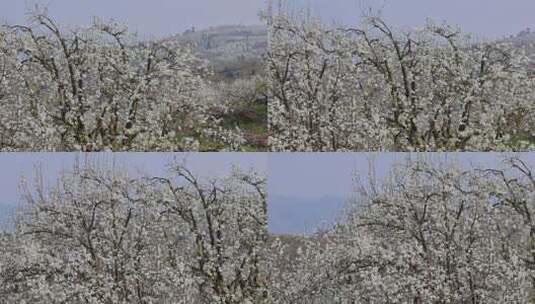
[0,160,268,304]
[267,11,535,151]
[267,157,534,303]
[0,157,534,303]
[0,9,244,151]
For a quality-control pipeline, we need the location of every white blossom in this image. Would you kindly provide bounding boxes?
[267,11,535,151]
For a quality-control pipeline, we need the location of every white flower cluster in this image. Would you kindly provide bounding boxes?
[267,13,535,151]
[0,11,243,151]
[0,161,268,304]
[267,157,535,303]
[1,157,533,303]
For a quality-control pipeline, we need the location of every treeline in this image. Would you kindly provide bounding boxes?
[267,11,535,151]
[0,161,269,303]
[0,9,268,152]
[1,157,534,303]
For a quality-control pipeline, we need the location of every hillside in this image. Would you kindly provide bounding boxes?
[165,25,269,150]
[505,28,535,63]
[171,24,267,78]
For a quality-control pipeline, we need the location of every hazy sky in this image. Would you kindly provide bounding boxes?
[1,0,533,38]
[1,153,533,233]
[0,152,267,206]
[268,153,535,234]
[0,152,268,230]
[291,0,535,39]
[0,0,265,38]
[267,152,532,200]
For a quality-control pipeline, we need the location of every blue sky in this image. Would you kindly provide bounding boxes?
[288,0,535,39]
[267,153,535,234]
[267,152,530,199]
[0,0,265,38]
[0,153,267,228]
[1,153,533,233]
[1,0,534,38]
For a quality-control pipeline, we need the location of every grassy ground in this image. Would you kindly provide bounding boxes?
[176,101,268,151]
[220,102,268,151]
[508,132,535,150]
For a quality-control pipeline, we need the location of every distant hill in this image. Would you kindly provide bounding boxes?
[169,25,535,71]
[504,28,535,64]
[506,28,535,46]
[169,25,267,78]
[168,25,535,80]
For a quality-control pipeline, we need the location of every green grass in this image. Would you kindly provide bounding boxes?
[221,102,267,134]
[507,132,535,150]
[219,102,268,151]
[176,102,268,151]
